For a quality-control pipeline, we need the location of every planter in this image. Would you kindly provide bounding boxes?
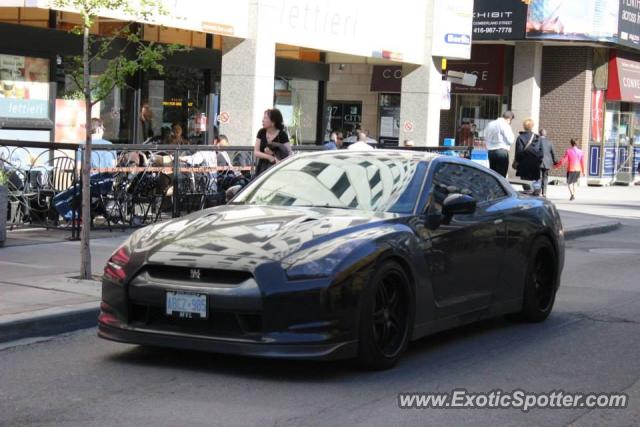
[0,184,7,246]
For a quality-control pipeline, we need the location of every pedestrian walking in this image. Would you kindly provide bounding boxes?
[538,128,557,197]
[555,138,585,200]
[484,111,515,177]
[514,118,543,193]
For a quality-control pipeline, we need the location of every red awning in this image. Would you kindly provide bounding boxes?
[607,51,640,102]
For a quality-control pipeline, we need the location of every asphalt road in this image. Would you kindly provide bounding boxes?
[1,225,640,427]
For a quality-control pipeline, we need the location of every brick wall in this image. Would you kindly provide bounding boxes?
[540,47,594,176]
[326,64,379,138]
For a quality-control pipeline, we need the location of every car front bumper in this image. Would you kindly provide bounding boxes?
[98,261,369,361]
[97,319,357,360]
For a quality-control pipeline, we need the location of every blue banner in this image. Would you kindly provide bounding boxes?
[603,146,617,177]
[589,145,601,177]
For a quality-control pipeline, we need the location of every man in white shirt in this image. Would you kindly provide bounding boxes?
[347,131,374,151]
[484,110,515,177]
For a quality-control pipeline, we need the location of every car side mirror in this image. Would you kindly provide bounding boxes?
[442,193,476,218]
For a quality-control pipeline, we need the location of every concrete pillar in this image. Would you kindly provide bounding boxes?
[511,42,543,130]
[219,4,275,146]
[510,42,543,176]
[399,0,442,147]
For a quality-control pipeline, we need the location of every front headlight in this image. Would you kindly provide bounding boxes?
[284,239,366,280]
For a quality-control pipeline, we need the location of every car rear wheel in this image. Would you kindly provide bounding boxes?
[510,237,558,322]
[357,260,412,370]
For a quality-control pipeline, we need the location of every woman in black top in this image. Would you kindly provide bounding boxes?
[254,108,291,177]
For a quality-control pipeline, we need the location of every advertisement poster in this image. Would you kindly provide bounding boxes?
[589,145,601,176]
[0,54,49,119]
[591,90,605,142]
[54,99,101,143]
[526,0,619,42]
[618,0,640,47]
[379,106,400,138]
[603,146,617,176]
[472,0,528,40]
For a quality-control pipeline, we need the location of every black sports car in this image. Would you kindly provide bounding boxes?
[98,150,564,369]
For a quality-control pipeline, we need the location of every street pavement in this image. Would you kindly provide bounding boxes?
[1,213,639,426]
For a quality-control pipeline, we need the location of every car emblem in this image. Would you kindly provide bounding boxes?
[190,268,201,280]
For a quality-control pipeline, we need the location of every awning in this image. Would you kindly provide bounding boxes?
[607,51,640,102]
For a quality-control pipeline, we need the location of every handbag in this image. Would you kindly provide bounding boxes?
[512,133,536,170]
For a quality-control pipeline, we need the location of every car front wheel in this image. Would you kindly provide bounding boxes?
[357,260,413,370]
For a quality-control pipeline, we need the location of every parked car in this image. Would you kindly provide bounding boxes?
[98,150,564,369]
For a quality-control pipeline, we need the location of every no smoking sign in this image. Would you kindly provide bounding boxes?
[403,120,414,133]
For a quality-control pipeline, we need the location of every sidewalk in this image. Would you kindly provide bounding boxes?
[1,185,637,344]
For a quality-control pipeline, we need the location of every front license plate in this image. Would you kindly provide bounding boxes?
[166,291,207,319]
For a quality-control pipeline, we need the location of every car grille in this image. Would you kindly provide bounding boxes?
[144,265,253,286]
[129,303,263,337]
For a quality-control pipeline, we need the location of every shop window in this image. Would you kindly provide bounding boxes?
[378,94,400,146]
[453,94,508,148]
[56,57,133,144]
[274,78,319,144]
[142,65,210,145]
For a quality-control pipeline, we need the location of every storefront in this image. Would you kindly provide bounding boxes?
[440,44,512,147]
[589,50,640,184]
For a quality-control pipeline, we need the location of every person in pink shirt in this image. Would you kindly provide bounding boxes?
[555,139,585,200]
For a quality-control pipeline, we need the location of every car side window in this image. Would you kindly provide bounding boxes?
[429,162,507,205]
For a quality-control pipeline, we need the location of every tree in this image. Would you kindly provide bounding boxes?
[53,0,181,279]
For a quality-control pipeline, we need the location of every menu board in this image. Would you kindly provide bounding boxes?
[0,54,49,119]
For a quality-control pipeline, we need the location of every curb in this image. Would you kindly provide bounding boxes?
[564,221,622,240]
[0,302,99,344]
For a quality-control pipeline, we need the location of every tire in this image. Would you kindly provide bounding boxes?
[357,260,413,370]
[510,236,558,322]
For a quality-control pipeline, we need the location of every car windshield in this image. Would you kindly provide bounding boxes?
[233,152,428,214]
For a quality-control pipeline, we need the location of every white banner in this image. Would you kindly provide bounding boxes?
[261,0,428,64]
[431,0,473,59]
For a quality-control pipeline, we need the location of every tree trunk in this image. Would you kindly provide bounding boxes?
[80,25,92,279]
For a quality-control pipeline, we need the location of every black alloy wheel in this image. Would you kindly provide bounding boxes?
[358,260,413,370]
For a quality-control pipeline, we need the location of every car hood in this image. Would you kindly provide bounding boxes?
[132,205,401,268]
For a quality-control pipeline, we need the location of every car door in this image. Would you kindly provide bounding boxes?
[421,161,508,319]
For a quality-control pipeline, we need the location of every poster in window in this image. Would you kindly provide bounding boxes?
[0,54,49,119]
